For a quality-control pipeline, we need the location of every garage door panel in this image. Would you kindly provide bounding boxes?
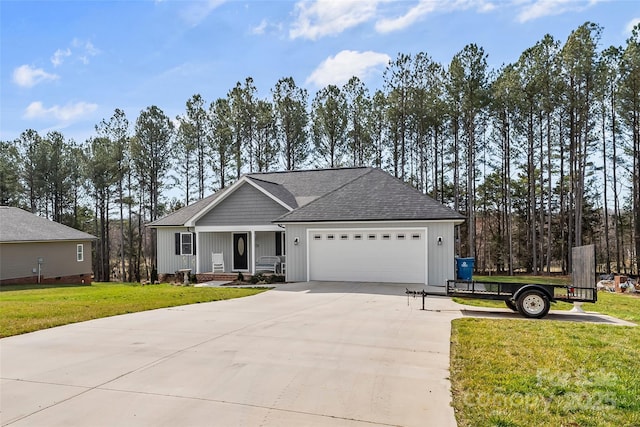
[308,229,426,284]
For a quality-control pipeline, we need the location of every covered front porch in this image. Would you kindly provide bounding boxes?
[193,226,285,275]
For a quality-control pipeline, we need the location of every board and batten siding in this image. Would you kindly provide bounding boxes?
[156,227,196,274]
[284,221,456,286]
[255,231,277,260]
[157,229,281,274]
[0,241,92,281]
[196,183,288,226]
[197,232,233,273]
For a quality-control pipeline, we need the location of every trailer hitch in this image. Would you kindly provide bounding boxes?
[405,288,429,310]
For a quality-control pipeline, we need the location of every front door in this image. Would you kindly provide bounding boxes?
[232,233,248,271]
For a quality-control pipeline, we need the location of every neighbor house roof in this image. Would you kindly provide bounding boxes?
[275,168,464,223]
[148,167,463,227]
[0,206,97,243]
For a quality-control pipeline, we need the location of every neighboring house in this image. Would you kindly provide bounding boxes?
[149,167,464,286]
[0,207,96,285]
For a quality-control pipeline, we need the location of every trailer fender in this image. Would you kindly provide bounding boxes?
[513,284,554,302]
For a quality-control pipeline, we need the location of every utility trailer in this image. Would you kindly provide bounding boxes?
[412,245,597,319]
[443,278,596,318]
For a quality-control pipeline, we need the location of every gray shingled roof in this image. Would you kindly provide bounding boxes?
[247,177,298,209]
[148,193,219,227]
[247,167,370,208]
[0,206,96,242]
[275,168,464,223]
[148,167,371,227]
[148,167,463,227]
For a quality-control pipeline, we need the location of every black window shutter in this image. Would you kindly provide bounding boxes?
[192,232,197,255]
[175,233,181,255]
[275,231,282,256]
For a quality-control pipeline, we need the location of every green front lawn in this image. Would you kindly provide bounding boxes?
[0,283,266,337]
[451,281,640,427]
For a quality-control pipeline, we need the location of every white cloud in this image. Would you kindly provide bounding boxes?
[71,39,100,65]
[290,0,379,40]
[306,50,390,87]
[23,101,98,121]
[180,0,226,27]
[626,17,640,34]
[376,0,495,33]
[516,0,604,23]
[12,65,59,88]
[51,48,71,67]
[253,19,268,35]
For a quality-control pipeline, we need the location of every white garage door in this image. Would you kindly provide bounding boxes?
[308,228,427,284]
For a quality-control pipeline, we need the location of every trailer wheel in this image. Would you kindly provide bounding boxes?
[505,299,518,312]
[517,290,550,319]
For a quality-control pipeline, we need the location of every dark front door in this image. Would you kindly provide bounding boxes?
[233,233,248,271]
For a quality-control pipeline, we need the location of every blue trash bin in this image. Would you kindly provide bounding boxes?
[456,257,475,281]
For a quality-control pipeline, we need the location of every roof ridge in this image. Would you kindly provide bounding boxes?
[247,166,370,177]
[246,176,279,184]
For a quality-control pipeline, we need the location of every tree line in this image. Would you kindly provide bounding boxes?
[1,21,638,280]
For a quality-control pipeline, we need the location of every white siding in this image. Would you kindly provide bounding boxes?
[159,229,285,274]
[284,224,307,282]
[197,232,232,273]
[255,231,276,260]
[156,228,195,274]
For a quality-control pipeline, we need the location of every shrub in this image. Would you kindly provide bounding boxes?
[250,273,266,284]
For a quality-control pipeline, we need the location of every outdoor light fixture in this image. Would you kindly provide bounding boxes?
[294,237,299,245]
[437,236,443,245]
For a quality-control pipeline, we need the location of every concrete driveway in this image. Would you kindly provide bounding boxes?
[1,282,461,427]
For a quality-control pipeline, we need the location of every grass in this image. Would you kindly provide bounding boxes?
[451,276,640,427]
[451,319,640,427]
[0,282,267,337]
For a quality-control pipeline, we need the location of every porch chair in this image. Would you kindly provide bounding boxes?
[212,253,224,273]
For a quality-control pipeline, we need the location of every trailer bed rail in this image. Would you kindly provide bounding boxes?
[446,280,596,304]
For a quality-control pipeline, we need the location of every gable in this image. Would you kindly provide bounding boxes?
[196,182,289,226]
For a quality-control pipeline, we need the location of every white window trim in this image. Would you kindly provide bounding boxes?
[180,232,193,255]
[76,244,84,262]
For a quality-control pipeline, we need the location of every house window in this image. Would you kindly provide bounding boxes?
[368,234,377,240]
[175,232,196,256]
[397,233,406,240]
[354,234,363,240]
[411,233,421,240]
[76,244,84,262]
[382,234,391,240]
[327,234,335,240]
[180,232,193,255]
[340,234,349,240]
[314,234,322,240]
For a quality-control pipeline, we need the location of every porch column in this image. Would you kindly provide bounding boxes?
[195,231,200,274]
[250,229,256,274]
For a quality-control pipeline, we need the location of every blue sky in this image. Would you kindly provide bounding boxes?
[1,0,638,144]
